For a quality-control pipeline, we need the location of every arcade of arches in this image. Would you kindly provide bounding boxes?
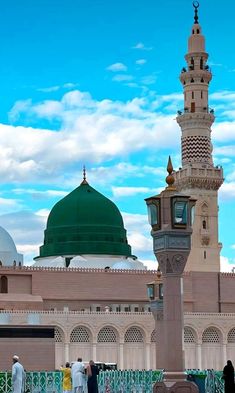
[24,310,234,371]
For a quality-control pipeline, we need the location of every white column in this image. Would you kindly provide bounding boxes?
[222,341,227,367]
[65,342,69,363]
[119,342,124,370]
[92,342,97,361]
[145,342,151,370]
[196,341,202,370]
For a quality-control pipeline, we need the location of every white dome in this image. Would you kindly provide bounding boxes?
[0,226,17,253]
[0,226,23,266]
[112,261,134,270]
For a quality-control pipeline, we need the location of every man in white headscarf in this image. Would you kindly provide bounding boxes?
[71,357,86,393]
[12,355,25,393]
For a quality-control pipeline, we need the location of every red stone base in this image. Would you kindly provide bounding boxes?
[153,381,199,393]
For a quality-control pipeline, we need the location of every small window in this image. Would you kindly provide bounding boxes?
[96,307,101,312]
[192,92,194,99]
[124,306,130,312]
[197,29,200,34]
[191,78,194,83]
[200,58,203,69]
[0,276,8,293]
[202,220,207,229]
[204,251,207,259]
[201,91,203,99]
[134,307,139,312]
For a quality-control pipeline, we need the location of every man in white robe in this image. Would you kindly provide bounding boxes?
[12,355,25,393]
[71,357,85,393]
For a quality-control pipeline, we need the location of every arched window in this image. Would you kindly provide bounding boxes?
[0,276,8,293]
[124,327,144,343]
[97,327,117,343]
[202,220,207,229]
[70,326,90,343]
[228,328,235,343]
[54,327,63,343]
[202,327,220,343]
[184,327,196,343]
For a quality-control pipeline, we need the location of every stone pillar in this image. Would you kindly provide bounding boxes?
[162,275,184,372]
[65,342,70,363]
[92,342,97,361]
[222,341,227,367]
[196,341,202,370]
[145,342,151,370]
[119,341,124,370]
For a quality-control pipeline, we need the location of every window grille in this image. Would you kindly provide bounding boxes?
[97,327,117,343]
[202,327,220,343]
[124,327,143,343]
[228,328,235,343]
[184,327,196,343]
[70,326,90,343]
[54,327,63,343]
[151,330,157,342]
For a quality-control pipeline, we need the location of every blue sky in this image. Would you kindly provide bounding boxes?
[0,0,235,270]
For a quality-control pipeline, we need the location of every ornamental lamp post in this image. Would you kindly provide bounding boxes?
[145,157,198,393]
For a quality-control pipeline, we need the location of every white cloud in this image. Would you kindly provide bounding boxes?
[112,74,134,82]
[112,186,158,198]
[141,74,157,86]
[106,63,127,72]
[136,59,146,65]
[128,232,152,252]
[219,182,235,200]
[0,90,180,184]
[142,259,158,270]
[220,256,235,272]
[132,42,153,51]
[37,82,79,93]
[13,188,68,199]
[0,197,22,214]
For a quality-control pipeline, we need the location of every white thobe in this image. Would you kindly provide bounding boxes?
[12,362,25,393]
[71,361,85,393]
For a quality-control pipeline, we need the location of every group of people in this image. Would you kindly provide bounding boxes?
[11,354,98,393]
[61,358,99,393]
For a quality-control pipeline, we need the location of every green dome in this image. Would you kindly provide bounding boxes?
[36,180,132,259]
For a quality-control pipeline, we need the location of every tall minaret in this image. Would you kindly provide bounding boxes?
[174,2,224,272]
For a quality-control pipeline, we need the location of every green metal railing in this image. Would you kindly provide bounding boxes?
[0,369,224,393]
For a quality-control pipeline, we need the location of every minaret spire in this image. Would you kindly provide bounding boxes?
[193,1,199,24]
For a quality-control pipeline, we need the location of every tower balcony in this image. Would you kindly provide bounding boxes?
[174,165,224,191]
[177,107,214,116]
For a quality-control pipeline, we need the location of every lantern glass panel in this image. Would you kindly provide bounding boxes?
[147,285,154,299]
[147,204,158,226]
[173,200,187,225]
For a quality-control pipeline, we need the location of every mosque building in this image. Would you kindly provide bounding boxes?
[0,2,235,372]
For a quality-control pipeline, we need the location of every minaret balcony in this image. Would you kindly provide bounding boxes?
[177,106,214,115]
[174,165,224,191]
[180,69,212,84]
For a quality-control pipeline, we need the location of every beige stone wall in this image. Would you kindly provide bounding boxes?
[1,268,235,313]
[0,337,55,371]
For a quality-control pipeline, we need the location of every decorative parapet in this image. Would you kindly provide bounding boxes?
[174,165,223,190]
[0,265,158,275]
